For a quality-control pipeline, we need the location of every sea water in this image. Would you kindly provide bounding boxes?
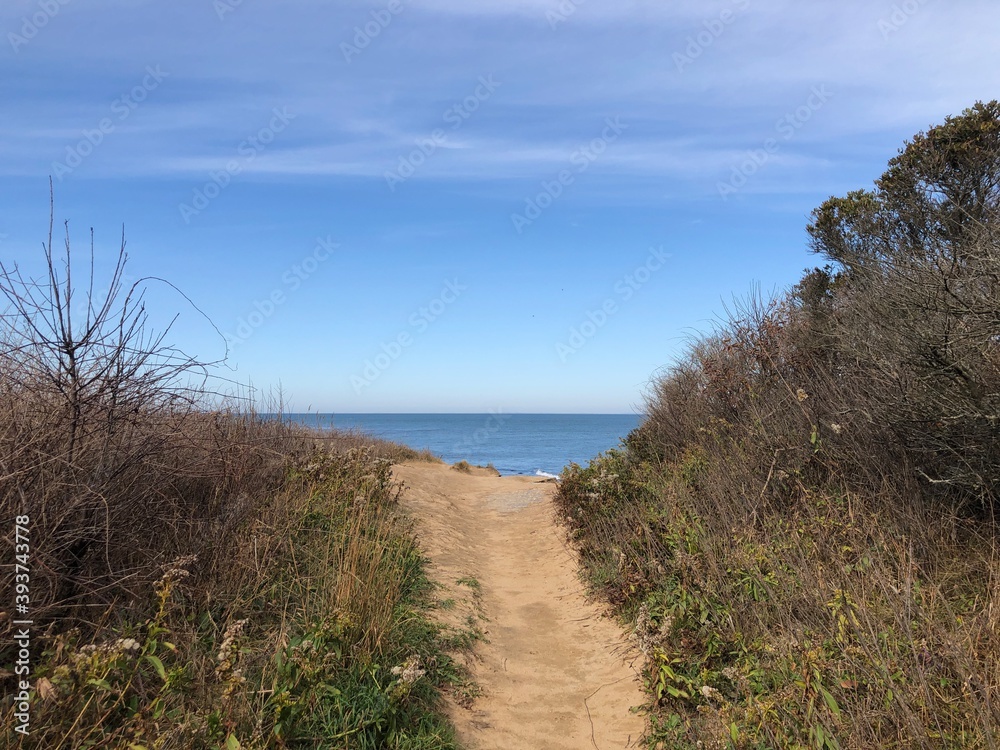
[280,413,643,477]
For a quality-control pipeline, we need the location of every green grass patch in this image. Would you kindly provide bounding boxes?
[6,449,460,749]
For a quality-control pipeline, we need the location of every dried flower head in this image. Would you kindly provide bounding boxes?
[390,657,426,685]
[155,554,198,600]
[215,618,248,677]
[629,602,674,658]
[699,685,722,702]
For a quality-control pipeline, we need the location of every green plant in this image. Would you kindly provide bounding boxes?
[0,203,460,748]
[556,102,1000,749]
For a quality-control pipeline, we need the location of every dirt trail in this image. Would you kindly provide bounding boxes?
[395,461,645,750]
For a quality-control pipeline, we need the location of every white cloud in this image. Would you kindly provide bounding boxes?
[3,0,998,200]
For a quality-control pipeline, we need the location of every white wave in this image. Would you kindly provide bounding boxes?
[535,470,560,480]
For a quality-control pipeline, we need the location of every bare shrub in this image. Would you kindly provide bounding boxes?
[0,194,459,749]
[0,193,296,630]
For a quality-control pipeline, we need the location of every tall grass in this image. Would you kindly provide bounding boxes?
[0,200,458,748]
[557,104,1000,748]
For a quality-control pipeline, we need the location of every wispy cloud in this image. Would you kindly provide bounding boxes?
[5,1,996,194]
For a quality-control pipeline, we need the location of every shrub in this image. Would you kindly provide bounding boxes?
[0,198,459,748]
[558,102,1000,748]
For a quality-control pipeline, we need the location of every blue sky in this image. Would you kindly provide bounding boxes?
[1,0,997,413]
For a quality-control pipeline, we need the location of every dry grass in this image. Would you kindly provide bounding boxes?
[560,443,1000,748]
[557,104,1000,749]
[0,202,459,748]
[2,442,461,749]
[322,428,442,465]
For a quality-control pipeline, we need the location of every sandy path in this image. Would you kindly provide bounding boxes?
[395,462,645,750]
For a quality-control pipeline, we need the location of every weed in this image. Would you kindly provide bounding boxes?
[0,203,458,748]
[557,103,1000,749]
[456,576,482,594]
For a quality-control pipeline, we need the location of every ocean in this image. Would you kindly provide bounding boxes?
[280,413,644,477]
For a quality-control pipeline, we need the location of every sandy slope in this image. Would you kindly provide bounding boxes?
[394,461,645,749]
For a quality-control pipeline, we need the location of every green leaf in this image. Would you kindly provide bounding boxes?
[144,654,167,681]
[87,678,113,692]
[225,734,242,750]
[819,685,841,717]
[729,722,739,744]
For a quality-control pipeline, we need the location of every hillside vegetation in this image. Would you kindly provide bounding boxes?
[558,101,1000,749]
[0,212,462,749]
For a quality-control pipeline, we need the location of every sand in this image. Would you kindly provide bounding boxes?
[394,461,645,749]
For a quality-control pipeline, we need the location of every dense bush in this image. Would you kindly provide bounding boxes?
[559,102,1000,748]
[0,207,458,748]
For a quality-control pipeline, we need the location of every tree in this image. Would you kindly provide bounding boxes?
[806,101,1000,512]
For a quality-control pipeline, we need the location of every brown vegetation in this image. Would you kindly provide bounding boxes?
[557,102,1000,748]
[0,202,457,748]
